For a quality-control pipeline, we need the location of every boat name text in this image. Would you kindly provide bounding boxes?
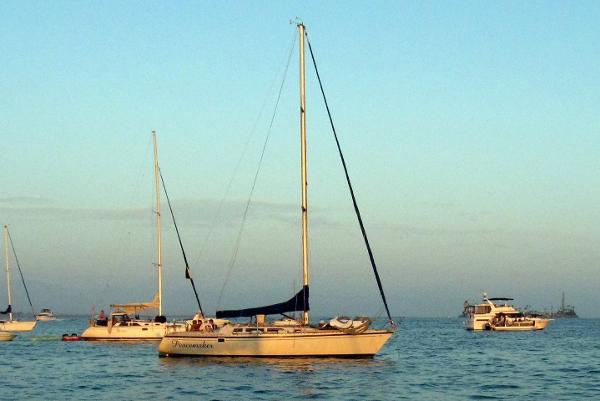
[171,340,214,349]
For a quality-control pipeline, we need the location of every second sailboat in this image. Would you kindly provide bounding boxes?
[81,132,186,340]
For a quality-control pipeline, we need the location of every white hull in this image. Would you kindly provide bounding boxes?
[467,319,551,331]
[159,329,394,357]
[492,319,551,331]
[81,320,185,341]
[36,315,56,321]
[0,320,37,332]
[465,314,495,331]
[0,331,16,341]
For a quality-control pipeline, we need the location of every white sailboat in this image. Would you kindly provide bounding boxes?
[158,23,396,358]
[81,132,185,340]
[0,226,37,332]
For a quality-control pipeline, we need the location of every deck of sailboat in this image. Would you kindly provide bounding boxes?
[168,325,393,338]
[80,315,187,341]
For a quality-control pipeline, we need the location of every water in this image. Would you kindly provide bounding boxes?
[1,318,599,400]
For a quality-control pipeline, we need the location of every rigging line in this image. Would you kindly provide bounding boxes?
[193,30,298,268]
[111,135,153,288]
[7,230,35,316]
[305,31,395,326]
[158,168,204,316]
[216,33,297,311]
[373,304,385,321]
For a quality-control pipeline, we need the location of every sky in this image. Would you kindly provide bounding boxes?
[1,1,599,318]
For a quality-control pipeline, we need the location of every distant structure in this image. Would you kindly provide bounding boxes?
[545,292,578,318]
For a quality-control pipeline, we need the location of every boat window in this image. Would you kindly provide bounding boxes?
[473,305,491,314]
[266,328,281,333]
[232,328,244,334]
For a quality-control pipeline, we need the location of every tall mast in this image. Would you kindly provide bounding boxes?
[153,131,163,316]
[3,226,13,321]
[298,23,310,325]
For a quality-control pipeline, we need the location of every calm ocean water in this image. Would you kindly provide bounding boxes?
[1,317,599,400]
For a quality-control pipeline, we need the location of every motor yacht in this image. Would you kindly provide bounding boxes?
[464,294,551,331]
[36,308,56,321]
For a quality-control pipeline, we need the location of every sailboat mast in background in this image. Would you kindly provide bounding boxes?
[3,226,13,322]
[1,226,37,332]
[153,131,163,317]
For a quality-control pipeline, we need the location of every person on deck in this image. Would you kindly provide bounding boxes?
[190,319,202,331]
[97,309,108,326]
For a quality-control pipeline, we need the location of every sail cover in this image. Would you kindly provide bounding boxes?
[0,305,11,314]
[111,292,159,315]
[216,285,309,318]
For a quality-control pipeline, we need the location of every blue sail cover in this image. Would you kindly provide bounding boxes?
[216,286,309,318]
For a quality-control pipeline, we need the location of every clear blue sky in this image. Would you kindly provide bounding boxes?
[1,1,598,317]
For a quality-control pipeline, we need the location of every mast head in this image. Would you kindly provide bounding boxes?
[290,17,304,30]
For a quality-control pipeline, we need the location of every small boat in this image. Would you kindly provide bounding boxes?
[0,226,37,332]
[464,293,551,331]
[36,308,57,321]
[62,333,82,342]
[0,331,16,341]
[158,23,396,358]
